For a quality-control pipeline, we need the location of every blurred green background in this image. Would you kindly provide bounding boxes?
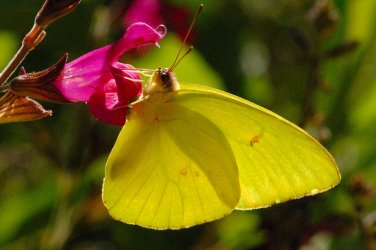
[1,0,376,249]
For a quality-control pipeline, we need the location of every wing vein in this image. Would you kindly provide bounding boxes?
[190,167,205,225]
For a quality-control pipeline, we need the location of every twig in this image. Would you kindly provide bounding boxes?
[0,25,45,86]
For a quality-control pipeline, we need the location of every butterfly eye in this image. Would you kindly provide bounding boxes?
[160,68,169,75]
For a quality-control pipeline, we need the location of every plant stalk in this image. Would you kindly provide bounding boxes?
[0,24,45,86]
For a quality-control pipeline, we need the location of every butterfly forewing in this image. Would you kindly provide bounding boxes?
[176,83,340,209]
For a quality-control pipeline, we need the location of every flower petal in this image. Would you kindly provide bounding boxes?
[88,91,127,126]
[87,64,142,126]
[108,22,166,63]
[111,63,142,107]
[54,22,166,102]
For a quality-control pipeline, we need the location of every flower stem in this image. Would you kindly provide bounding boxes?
[0,84,10,92]
[0,24,45,86]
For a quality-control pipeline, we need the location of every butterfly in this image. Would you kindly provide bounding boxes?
[102,66,340,229]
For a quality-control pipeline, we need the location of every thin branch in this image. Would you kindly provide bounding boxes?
[0,25,45,86]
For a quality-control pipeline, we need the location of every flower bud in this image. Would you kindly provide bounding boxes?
[35,0,81,28]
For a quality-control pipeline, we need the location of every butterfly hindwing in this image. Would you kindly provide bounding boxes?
[103,98,240,229]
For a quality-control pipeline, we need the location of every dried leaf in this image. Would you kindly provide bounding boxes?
[0,92,52,123]
[10,54,70,103]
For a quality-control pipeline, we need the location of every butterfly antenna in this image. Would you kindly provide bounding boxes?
[170,46,194,72]
[169,4,204,71]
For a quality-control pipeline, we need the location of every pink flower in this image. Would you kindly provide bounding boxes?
[123,0,191,42]
[123,0,162,28]
[54,22,166,125]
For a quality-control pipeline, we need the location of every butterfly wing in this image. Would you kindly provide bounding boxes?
[103,99,240,229]
[176,83,340,209]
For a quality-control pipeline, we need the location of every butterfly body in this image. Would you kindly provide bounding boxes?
[103,68,340,229]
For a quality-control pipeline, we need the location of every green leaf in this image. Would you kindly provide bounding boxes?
[0,180,57,244]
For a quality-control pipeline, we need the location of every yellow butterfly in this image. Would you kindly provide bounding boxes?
[102,65,340,229]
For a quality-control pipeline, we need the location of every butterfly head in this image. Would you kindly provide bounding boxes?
[144,68,180,95]
[143,4,203,97]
